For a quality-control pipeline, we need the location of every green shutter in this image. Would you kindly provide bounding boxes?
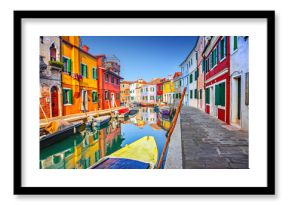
[205,88,210,104]
[190,90,193,99]
[220,82,225,106]
[234,36,238,50]
[85,65,88,78]
[215,84,220,105]
[67,59,71,73]
[63,90,67,104]
[69,89,73,104]
[200,89,202,99]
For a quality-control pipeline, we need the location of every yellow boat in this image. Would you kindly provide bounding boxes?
[91,136,158,169]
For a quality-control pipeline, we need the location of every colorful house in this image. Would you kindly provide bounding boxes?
[230,36,249,130]
[39,36,62,119]
[156,78,166,103]
[130,79,147,102]
[172,72,182,105]
[162,75,174,104]
[96,55,123,110]
[179,56,191,106]
[196,36,207,111]
[203,36,231,123]
[120,81,131,105]
[61,36,99,116]
[141,83,157,104]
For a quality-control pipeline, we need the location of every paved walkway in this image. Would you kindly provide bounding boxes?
[180,106,248,169]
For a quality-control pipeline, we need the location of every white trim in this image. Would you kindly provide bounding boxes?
[205,68,229,84]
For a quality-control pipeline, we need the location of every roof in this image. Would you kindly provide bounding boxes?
[173,72,182,79]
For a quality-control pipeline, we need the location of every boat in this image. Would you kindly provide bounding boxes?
[86,115,111,128]
[128,109,139,117]
[40,120,85,149]
[118,107,130,118]
[140,102,156,107]
[153,105,159,113]
[159,106,171,116]
[90,136,158,169]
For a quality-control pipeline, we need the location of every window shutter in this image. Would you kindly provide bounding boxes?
[68,59,71,73]
[215,84,220,105]
[69,89,73,104]
[200,89,202,99]
[224,37,227,57]
[63,90,67,104]
[220,82,225,106]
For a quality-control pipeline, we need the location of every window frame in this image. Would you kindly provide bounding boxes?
[63,88,73,106]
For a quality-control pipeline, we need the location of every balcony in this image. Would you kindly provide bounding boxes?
[49,60,63,71]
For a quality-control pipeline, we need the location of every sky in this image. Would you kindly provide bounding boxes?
[81,36,198,82]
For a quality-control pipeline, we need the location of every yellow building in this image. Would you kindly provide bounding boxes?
[162,79,175,104]
[61,36,99,115]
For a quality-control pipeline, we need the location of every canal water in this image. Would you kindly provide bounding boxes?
[40,106,172,169]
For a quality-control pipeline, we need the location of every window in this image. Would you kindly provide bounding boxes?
[111,76,114,84]
[50,43,56,61]
[179,93,181,99]
[116,79,119,85]
[190,90,193,99]
[40,36,44,44]
[176,93,178,99]
[62,57,71,74]
[194,89,198,99]
[196,52,198,60]
[146,88,148,92]
[233,36,238,51]
[92,68,98,80]
[92,91,98,103]
[210,48,218,69]
[80,63,88,78]
[105,74,109,82]
[195,69,199,80]
[105,91,109,100]
[179,80,181,87]
[189,74,193,83]
[63,89,72,105]
[219,37,226,60]
[116,93,120,100]
[199,89,202,99]
[205,88,210,104]
[215,82,225,106]
[150,96,154,100]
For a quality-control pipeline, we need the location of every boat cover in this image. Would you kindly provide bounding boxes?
[91,158,150,169]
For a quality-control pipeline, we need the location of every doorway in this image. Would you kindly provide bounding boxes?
[232,76,241,125]
[51,86,59,117]
[111,93,115,108]
[81,90,88,112]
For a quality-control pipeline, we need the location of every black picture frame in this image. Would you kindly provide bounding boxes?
[14,10,275,195]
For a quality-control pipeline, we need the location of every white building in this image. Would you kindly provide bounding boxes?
[129,79,146,102]
[230,36,249,130]
[141,84,156,103]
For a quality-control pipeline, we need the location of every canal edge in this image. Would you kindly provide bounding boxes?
[164,114,183,169]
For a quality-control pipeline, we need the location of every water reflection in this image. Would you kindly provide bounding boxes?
[40,107,172,169]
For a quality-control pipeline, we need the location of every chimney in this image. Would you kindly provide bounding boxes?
[82,45,89,52]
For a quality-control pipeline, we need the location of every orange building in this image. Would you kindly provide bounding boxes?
[61,36,99,115]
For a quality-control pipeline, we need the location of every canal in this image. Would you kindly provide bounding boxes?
[40,106,172,169]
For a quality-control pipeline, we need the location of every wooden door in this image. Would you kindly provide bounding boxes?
[51,86,59,117]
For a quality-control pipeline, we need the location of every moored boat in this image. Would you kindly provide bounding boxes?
[90,136,158,169]
[86,115,111,128]
[128,109,139,117]
[118,107,130,118]
[40,120,85,149]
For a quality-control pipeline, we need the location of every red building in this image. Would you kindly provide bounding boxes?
[96,55,123,110]
[155,78,166,103]
[203,36,230,124]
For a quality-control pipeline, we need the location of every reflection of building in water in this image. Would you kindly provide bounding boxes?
[40,130,100,169]
[157,115,172,131]
[40,120,123,169]
[141,107,157,124]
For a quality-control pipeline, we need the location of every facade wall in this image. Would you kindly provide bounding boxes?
[196,36,206,111]
[204,36,231,124]
[141,85,156,103]
[120,82,130,105]
[39,36,62,119]
[61,36,99,116]
[163,80,174,104]
[180,59,190,106]
[230,36,249,130]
